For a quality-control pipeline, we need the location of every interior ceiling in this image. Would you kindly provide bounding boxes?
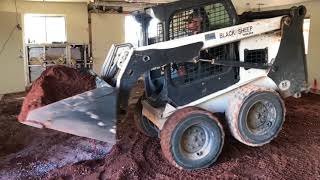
[232,0,311,9]
[25,0,312,9]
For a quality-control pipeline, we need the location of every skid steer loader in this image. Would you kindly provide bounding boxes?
[23,0,308,170]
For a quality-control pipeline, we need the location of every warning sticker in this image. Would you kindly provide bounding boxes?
[205,33,216,40]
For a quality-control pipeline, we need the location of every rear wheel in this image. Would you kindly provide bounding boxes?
[226,85,285,146]
[160,107,224,170]
[134,97,159,138]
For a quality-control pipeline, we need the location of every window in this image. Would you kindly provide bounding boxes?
[24,14,66,44]
[303,18,310,54]
[125,15,142,47]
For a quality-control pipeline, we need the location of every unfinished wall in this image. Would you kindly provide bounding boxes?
[91,13,125,74]
[0,0,89,43]
[0,11,24,94]
[261,0,320,89]
[0,0,89,94]
[303,1,320,89]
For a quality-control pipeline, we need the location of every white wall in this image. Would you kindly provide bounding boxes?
[0,11,24,94]
[91,13,125,74]
[0,0,89,43]
[261,0,320,89]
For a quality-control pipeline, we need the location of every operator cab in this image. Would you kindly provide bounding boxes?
[133,0,240,107]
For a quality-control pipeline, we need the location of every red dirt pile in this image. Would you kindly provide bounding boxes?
[18,65,96,122]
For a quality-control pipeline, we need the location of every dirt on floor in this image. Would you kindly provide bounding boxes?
[0,92,112,180]
[44,93,320,180]
[0,93,319,179]
[0,66,320,179]
[0,66,110,180]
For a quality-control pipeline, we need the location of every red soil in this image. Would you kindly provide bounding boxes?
[0,66,109,179]
[18,65,96,121]
[0,93,112,179]
[45,93,320,180]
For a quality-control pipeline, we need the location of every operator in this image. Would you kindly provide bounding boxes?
[187,11,204,35]
[187,10,212,59]
[175,10,213,80]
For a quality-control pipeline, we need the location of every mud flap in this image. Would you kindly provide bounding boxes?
[23,86,118,144]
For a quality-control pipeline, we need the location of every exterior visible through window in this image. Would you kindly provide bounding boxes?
[24,14,66,44]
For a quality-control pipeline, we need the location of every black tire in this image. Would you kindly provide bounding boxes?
[226,85,286,146]
[145,92,167,108]
[160,107,224,170]
[134,97,159,138]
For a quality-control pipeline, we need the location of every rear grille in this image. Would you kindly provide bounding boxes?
[244,48,268,69]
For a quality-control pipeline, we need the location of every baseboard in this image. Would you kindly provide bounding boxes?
[311,88,320,95]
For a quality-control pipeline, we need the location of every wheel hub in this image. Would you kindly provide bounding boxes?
[182,126,206,153]
[247,101,277,135]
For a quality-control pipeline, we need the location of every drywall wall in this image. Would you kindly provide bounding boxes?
[91,13,125,74]
[302,1,320,89]
[261,0,320,89]
[0,0,89,44]
[0,0,89,94]
[0,11,24,94]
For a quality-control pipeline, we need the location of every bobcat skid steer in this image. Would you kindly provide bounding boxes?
[23,0,308,170]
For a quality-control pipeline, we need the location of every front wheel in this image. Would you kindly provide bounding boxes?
[160,107,224,170]
[134,97,159,138]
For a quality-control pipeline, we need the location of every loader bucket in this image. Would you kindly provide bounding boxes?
[23,85,118,144]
